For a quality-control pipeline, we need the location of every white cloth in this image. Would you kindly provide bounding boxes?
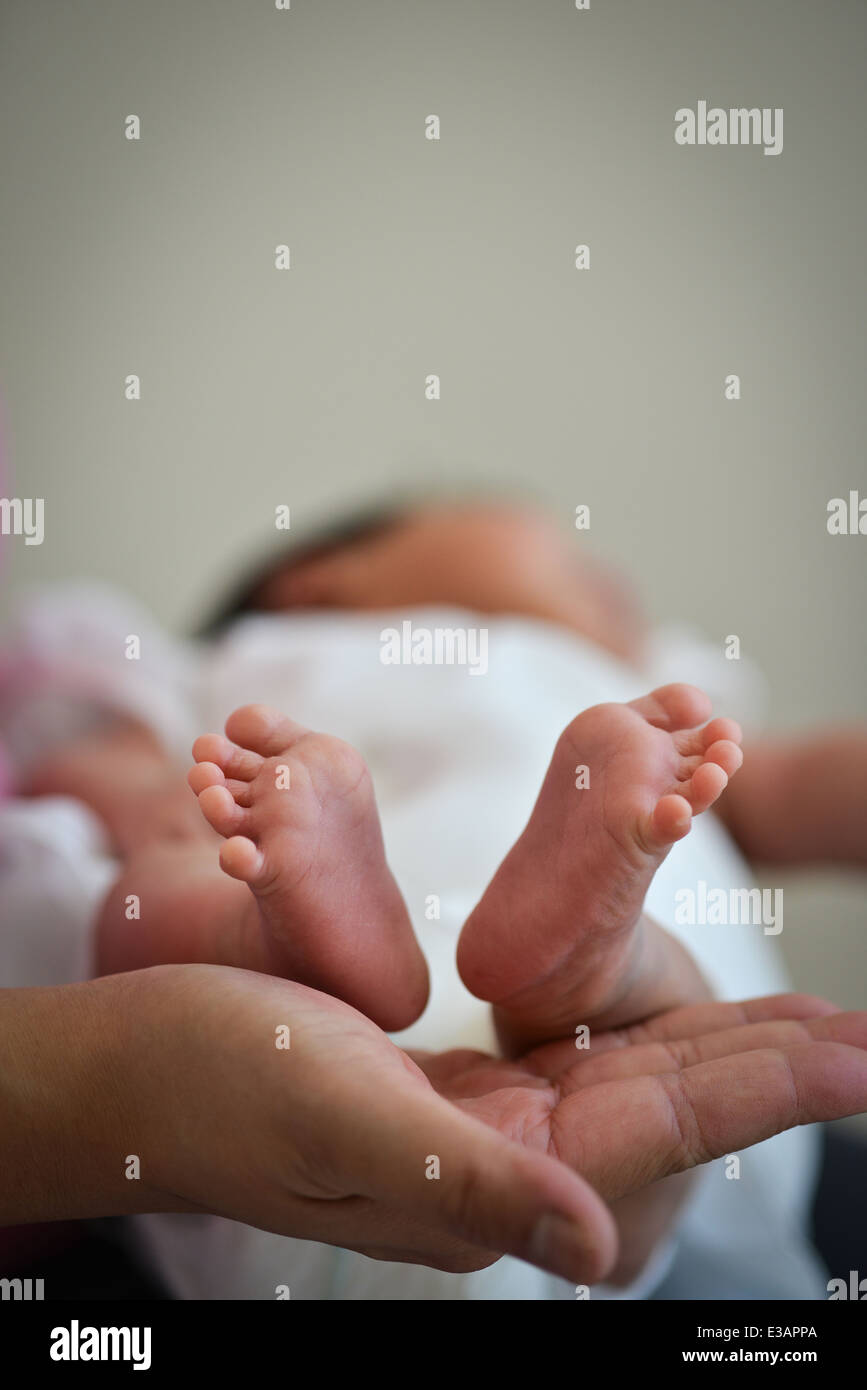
[0,585,827,1299]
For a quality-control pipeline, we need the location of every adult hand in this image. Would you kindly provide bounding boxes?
[123,968,867,1284]
[5,966,865,1285]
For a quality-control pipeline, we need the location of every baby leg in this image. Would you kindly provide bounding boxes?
[457,684,743,1052]
[187,704,429,1031]
[95,841,268,977]
[98,706,430,1033]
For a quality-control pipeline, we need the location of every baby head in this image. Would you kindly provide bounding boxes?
[206,499,646,664]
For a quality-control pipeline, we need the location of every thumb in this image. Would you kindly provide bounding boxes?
[335,1075,618,1285]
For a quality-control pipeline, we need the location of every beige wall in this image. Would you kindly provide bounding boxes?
[1,0,865,1036]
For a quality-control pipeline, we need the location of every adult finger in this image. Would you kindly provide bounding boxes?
[552,1037,867,1199]
[527,992,839,1078]
[556,1010,867,1093]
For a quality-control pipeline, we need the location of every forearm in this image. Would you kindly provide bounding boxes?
[22,720,209,857]
[717,729,867,867]
[0,973,183,1225]
[22,719,174,814]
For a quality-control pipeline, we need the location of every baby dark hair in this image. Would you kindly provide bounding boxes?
[198,504,405,638]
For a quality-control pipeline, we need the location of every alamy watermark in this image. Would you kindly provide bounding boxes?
[1,1276,44,1300]
[380,620,488,676]
[0,497,44,545]
[674,880,783,935]
[675,103,783,157]
[827,1270,867,1299]
[50,1321,151,1370]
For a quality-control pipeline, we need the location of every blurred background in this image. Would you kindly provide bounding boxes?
[0,0,864,1049]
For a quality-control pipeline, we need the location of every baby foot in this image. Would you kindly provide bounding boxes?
[188,704,429,1032]
[457,684,743,1037]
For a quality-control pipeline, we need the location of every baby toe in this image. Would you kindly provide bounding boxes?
[647,793,693,848]
[193,732,263,781]
[686,759,729,812]
[197,783,248,838]
[703,739,743,777]
[192,733,230,766]
[674,716,742,758]
[224,704,309,758]
[219,835,265,883]
[187,761,225,794]
[700,716,742,750]
[630,683,713,733]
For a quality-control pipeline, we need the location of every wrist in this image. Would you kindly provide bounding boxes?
[0,971,185,1225]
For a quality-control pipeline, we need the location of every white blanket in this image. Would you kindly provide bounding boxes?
[0,585,827,1299]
